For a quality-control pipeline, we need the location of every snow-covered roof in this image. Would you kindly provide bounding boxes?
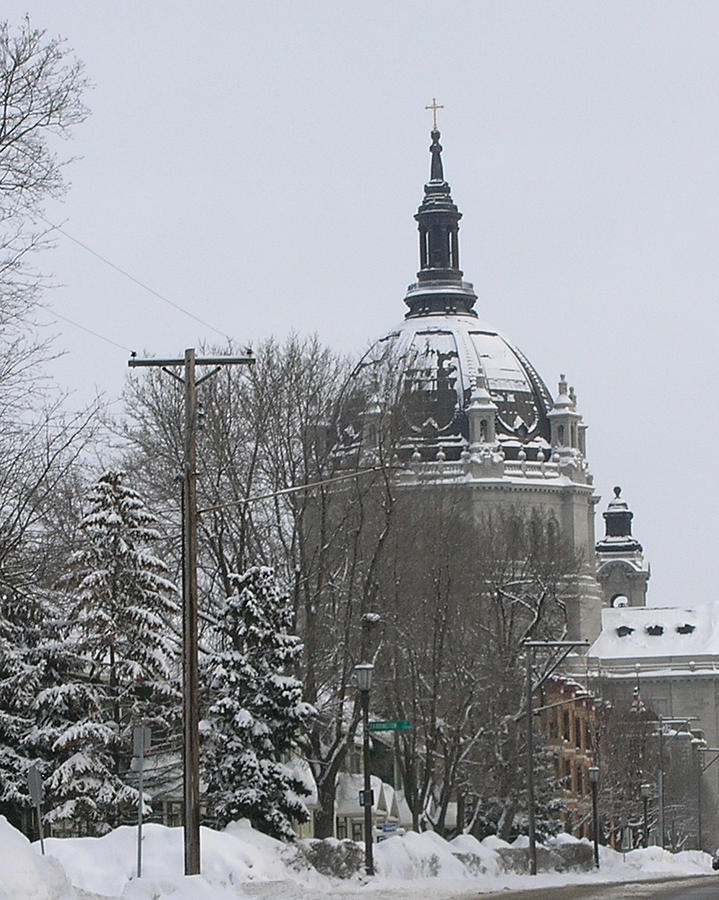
[335,773,384,817]
[588,604,719,667]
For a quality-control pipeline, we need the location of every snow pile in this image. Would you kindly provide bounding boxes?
[42,819,322,899]
[3,815,715,900]
[0,816,76,900]
[599,843,711,876]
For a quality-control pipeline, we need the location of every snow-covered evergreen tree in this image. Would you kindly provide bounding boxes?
[0,584,62,826]
[203,566,312,840]
[44,470,179,834]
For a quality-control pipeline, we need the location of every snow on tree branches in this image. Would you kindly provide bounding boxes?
[43,471,179,834]
[203,566,313,840]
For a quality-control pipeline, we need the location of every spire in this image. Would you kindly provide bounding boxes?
[403,117,477,318]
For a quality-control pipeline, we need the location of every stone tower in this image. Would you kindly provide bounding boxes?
[595,486,650,608]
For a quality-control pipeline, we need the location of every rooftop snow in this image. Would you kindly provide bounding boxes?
[588,603,719,662]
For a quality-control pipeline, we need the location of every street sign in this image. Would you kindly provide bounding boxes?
[27,765,43,805]
[359,789,375,807]
[26,765,45,855]
[368,720,411,732]
[133,726,152,758]
[132,726,152,878]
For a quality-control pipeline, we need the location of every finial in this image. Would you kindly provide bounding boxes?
[429,128,444,181]
[425,96,444,130]
[614,486,621,498]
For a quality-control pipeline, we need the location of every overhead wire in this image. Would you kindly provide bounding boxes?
[35,211,234,344]
[9,142,235,347]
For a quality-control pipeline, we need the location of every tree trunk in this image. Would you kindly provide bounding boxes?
[313,780,337,839]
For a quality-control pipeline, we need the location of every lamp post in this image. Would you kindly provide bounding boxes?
[640,782,651,848]
[355,663,374,876]
[588,766,600,868]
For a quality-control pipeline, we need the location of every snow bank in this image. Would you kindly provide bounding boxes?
[43,819,322,899]
[2,815,715,900]
[0,816,77,900]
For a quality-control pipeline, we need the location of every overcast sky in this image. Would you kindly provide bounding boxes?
[5,1,719,608]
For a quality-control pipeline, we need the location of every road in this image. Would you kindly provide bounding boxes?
[459,875,718,899]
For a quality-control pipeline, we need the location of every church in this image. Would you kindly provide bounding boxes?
[347,114,719,849]
[347,117,603,642]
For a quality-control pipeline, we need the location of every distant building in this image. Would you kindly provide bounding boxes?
[578,489,719,850]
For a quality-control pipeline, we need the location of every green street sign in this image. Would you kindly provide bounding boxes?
[369,720,411,732]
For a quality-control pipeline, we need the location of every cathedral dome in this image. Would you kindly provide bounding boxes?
[340,125,554,463]
[370,313,553,461]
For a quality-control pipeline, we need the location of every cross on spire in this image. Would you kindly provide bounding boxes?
[425,97,444,130]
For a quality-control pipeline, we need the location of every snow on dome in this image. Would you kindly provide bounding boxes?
[342,313,553,462]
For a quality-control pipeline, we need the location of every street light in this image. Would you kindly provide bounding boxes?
[354,663,374,876]
[640,783,651,849]
[588,766,600,868]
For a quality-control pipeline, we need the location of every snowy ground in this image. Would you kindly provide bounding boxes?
[2,815,714,900]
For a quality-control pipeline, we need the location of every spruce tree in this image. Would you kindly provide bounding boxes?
[0,585,58,827]
[44,470,179,834]
[203,566,312,840]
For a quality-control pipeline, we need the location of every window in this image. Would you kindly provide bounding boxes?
[336,818,347,840]
[352,822,363,842]
[563,711,570,741]
[349,747,362,774]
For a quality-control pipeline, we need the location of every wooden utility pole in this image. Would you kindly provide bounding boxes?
[129,348,254,875]
[523,639,589,876]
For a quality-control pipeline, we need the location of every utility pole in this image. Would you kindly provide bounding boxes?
[523,639,589,876]
[129,348,254,875]
[654,715,698,850]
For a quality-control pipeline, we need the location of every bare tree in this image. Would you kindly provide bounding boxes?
[374,502,578,839]
[0,16,89,402]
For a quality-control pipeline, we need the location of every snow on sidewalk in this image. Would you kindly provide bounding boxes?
[1,815,714,900]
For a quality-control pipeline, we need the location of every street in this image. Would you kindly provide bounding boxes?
[454,875,718,899]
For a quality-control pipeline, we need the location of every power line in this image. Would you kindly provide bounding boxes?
[10,141,234,344]
[197,464,392,516]
[49,308,134,353]
[36,212,234,343]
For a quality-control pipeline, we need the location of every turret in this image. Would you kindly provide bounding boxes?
[595,487,650,608]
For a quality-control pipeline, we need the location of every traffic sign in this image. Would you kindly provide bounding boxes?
[27,765,43,805]
[368,720,411,732]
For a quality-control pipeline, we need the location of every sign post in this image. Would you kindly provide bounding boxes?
[132,726,152,878]
[26,765,45,855]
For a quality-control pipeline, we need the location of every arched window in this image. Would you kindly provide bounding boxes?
[557,424,565,446]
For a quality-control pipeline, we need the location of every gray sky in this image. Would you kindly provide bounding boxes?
[6,1,719,608]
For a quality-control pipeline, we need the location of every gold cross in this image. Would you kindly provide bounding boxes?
[425,97,444,130]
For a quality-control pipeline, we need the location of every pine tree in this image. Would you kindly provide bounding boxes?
[203,566,312,840]
[44,470,179,834]
[0,585,55,826]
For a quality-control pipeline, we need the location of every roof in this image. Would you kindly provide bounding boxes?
[588,604,719,669]
[351,313,554,458]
